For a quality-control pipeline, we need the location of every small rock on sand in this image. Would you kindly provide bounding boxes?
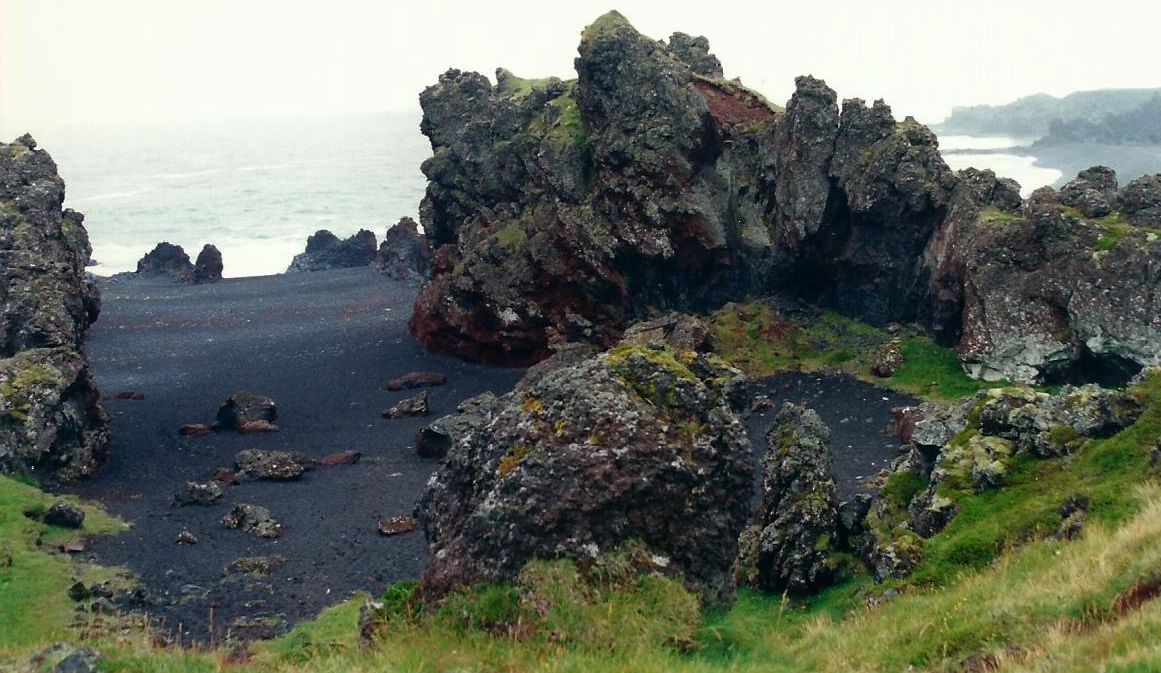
[179,423,213,437]
[382,391,430,419]
[214,391,278,431]
[319,451,362,466]
[377,515,419,536]
[238,419,280,434]
[173,481,224,506]
[221,504,282,539]
[109,390,145,400]
[176,530,199,545]
[234,449,313,481]
[224,555,287,577]
[386,371,447,391]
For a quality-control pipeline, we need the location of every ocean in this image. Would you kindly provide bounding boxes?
[938,135,1063,196]
[16,119,1064,279]
[23,111,431,278]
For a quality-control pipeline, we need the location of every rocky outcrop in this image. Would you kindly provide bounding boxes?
[287,229,378,272]
[935,169,1161,384]
[136,242,193,282]
[409,12,955,367]
[737,404,839,595]
[377,217,432,283]
[416,341,754,605]
[0,134,108,480]
[193,244,224,283]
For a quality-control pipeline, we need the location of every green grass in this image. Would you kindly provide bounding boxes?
[0,476,128,653]
[708,301,1008,401]
[496,69,558,100]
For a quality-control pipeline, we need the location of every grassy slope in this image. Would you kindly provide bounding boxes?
[5,305,1161,671]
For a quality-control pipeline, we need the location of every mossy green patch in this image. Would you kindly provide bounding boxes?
[498,443,535,478]
[492,223,528,249]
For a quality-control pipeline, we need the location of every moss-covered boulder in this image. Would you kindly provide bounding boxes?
[0,135,107,480]
[416,341,754,605]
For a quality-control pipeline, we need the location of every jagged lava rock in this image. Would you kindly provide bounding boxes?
[417,343,755,605]
[0,134,108,480]
[136,242,194,282]
[377,217,433,283]
[287,229,378,272]
[414,391,497,459]
[193,244,223,283]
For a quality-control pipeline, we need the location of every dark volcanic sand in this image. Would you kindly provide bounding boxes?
[68,268,525,642]
[64,268,916,642]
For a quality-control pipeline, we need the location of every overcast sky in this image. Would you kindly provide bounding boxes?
[3,0,1160,135]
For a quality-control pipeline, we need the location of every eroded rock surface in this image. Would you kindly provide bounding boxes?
[417,341,755,605]
[0,135,108,480]
[287,229,378,272]
[377,217,433,283]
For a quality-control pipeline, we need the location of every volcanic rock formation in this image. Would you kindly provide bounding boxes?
[0,134,108,480]
[409,11,1161,385]
[287,229,378,273]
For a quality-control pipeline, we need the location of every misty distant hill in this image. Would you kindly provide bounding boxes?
[937,88,1161,138]
[1035,93,1161,146]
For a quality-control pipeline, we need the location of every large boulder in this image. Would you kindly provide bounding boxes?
[417,342,755,605]
[287,229,378,273]
[0,135,107,480]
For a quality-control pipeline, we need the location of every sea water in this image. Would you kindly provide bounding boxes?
[21,119,1066,279]
[938,135,1063,196]
[23,111,430,278]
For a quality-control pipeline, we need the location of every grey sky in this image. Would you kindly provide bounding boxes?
[3,0,1160,134]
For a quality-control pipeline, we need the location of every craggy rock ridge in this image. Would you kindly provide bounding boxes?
[409,11,1161,385]
[409,11,952,366]
[377,217,433,283]
[0,135,108,480]
[135,242,223,284]
[417,338,754,605]
[927,167,1161,384]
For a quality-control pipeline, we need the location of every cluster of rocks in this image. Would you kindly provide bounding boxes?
[286,217,432,282]
[0,134,108,481]
[135,241,223,284]
[407,11,1161,386]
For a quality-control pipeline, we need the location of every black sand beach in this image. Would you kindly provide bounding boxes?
[69,268,525,642]
[65,268,913,642]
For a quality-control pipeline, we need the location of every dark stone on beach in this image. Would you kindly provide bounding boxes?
[377,515,419,536]
[741,404,839,596]
[193,244,224,284]
[286,229,378,272]
[176,530,199,545]
[224,555,286,577]
[377,217,433,283]
[386,371,447,391]
[234,449,313,481]
[238,419,280,434]
[319,450,362,466]
[136,242,194,282]
[180,423,212,437]
[414,392,498,459]
[871,339,904,378]
[214,391,278,431]
[109,390,144,400]
[417,343,754,605]
[751,395,774,412]
[1,135,108,481]
[211,467,239,485]
[173,481,223,506]
[383,391,429,419]
[44,501,85,529]
[221,504,282,539]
